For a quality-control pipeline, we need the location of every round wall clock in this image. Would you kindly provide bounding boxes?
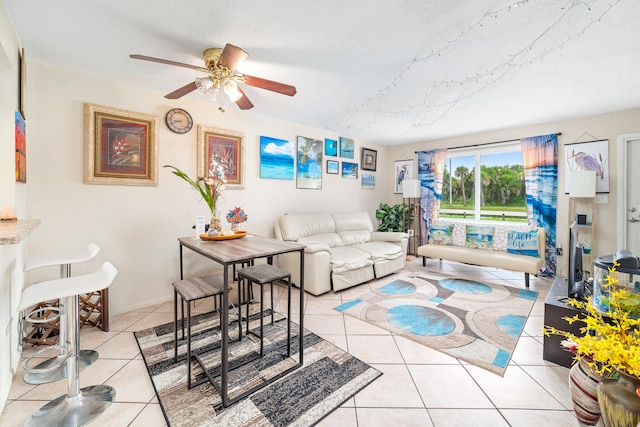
[165,108,193,134]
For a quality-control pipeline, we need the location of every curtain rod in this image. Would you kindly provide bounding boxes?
[415,132,561,153]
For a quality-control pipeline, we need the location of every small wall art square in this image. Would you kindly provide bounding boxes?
[260,136,294,180]
[297,136,323,189]
[15,111,26,183]
[342,161,358,179]
[362,173,375,189]
[326,160,339,174]
[564,139,609,193]
[325,138,337,157]
[339,137,354,159]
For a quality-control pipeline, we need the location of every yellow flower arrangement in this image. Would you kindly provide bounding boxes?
[543,261,640,377]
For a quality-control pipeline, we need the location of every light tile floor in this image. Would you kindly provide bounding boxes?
[1,258,588,426]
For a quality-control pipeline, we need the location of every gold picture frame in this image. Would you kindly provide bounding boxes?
[84,103,158,186]
[197,125,245,189]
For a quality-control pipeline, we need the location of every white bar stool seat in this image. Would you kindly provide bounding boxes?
[22,243,101,385]
[19,262,118,427]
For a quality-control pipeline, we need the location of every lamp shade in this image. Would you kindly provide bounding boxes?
[403,179,421,198]
[569,170,596,198]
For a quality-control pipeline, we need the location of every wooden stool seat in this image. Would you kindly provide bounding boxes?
[237,264,292,357]
[172,274,234,389]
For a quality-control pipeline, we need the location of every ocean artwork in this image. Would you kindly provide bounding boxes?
[296,136,323,189]
[521,133,558,275]
[342,161,358,179]
[325,138,337,157]
[260,136,294,180]
[362,173,375,189]
[339,137,354,159]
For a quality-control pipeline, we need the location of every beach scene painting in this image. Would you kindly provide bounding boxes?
[342,161,358,179]
[362,173,375,189]
[260,136,294,180]
[340,137,355,159]
[325,138,337,157]
[297,136,323,189]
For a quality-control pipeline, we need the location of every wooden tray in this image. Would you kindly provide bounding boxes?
[199,231,247,241]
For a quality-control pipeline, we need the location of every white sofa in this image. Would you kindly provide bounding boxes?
[417,221,546,288]
[274,212,408,295]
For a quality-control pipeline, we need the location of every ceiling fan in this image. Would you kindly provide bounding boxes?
[130,44,296,110]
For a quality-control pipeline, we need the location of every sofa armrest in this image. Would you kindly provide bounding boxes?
[303,243,332,254]
[371,231,409,242]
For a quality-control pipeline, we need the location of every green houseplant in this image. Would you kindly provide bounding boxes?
[375,203,408,232]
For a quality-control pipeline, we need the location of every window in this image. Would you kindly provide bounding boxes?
[441,141,527,223]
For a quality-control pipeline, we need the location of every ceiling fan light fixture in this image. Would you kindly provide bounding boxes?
[195,77,214,92]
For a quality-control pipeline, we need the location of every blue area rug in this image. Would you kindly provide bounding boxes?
[335,270,538,376]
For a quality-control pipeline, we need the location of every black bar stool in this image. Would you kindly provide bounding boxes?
[237,264,292,357]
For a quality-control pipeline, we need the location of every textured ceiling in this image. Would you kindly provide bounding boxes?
[4,0,640,145]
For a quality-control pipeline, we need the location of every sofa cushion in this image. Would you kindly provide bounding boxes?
[493,223,535,251]
[278,213,335,241]
[338,230,371,245]
[332,212,374,232]
[428,224,453,245]
[330,246,373,273]
[297,232,343,247]
[507,229,541,258]
[354,241,403,262]
[465,225,495,250]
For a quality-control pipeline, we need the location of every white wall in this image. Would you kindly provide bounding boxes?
[23,62,389,315]
[387,108,640,276]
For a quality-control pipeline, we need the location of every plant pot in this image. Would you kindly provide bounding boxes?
[598,370,640,427]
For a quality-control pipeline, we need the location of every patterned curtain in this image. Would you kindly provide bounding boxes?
[520,133,558,276]
[417,149,448,245]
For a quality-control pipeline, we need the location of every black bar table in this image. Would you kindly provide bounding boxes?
[178,234,305,407]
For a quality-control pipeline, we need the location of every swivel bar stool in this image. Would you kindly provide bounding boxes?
[19,261,118,427]
[22,243,101,385]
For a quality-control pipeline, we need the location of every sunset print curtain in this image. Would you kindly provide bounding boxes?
[418,149,447,245]
[521,133,558,276]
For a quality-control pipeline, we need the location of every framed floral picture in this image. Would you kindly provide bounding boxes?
[198,125,245,189]
[83,103,158,186]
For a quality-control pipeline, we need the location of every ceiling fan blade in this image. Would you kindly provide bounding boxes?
[218,44,249,73]
[243,75,297,96]
[130,54,209,73]
[164,81,198,99]
[235,87,254,110]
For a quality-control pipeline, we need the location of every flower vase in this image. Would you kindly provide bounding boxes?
[598,370,640,427]
[210,216,222,233]
[569,358,608,426]
[231,223,239,232]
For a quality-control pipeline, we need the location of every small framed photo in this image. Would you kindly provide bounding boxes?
[342,161,358,179]
[83,103,158,186]
[327,159,339,174]
[361,147,377,171]
[325,138,337,157]
[198,125,245,189]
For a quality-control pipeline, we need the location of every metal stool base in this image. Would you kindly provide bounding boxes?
[24,350,99,385]
[25,384,115,427]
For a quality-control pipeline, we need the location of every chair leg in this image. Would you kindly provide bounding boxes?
[259,283,265,357]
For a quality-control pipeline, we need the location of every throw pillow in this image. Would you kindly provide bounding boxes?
[465,225,495,250]
[429,224,453,245]
[507,229,540,257]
